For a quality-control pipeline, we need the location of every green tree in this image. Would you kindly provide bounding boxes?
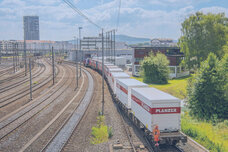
[140,52,170,84]
[187,53,228,121]
[179,12,228,70]
[222,41,228,55]
[220,53,228,103]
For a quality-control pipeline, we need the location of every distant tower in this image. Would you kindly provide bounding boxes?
[23,16,40,40]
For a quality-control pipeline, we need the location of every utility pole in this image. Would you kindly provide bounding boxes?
[105,32,108,61]
[52,46,55,85]
[95,39,98,57]
[13,43,16,73]
[29,57,32,100]
[108,32,110,61]
[114,30,116,65]
[76,38,79,88]
[16,43,18,71]
[24,39,27,76]
[111,30,113,63]
[79,27,82,77]
[49,44,51,60]
[101,28,104,115]
[109,32,111,62]
[0,41,2,64]
[74,36,78,89]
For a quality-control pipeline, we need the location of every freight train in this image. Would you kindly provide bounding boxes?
[85,58,187,149]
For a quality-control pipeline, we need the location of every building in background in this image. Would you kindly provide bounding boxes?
[132,46,189,78]
[151,38,175,46]
[0,40,73,56]
[23,16,40,40]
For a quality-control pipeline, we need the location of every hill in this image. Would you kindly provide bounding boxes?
[116,34,150,44]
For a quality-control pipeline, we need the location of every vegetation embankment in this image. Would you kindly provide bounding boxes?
[133,75,190,99]
[134,54,228,152]
[182,113,228,152]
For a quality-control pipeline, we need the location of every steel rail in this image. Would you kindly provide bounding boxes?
[0,63,70,141]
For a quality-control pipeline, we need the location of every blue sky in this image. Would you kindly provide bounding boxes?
[0,0,227,41]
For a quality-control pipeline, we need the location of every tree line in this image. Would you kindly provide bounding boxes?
[140,12,228,121]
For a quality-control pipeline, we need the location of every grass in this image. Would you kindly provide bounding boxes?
[133,75,228,151]
[132,75,191,99]
[181,113,228,152]
[2,56,13,59]
[33,81,38,85]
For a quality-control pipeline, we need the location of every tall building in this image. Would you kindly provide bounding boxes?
[23,16,40,40]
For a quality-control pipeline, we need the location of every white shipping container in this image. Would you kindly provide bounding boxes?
[104,65,118,77]
[109,72,130,94]
[116,79,148,109]
[106,68,123,84]
[131,87,181,132]
[108,67,123,76]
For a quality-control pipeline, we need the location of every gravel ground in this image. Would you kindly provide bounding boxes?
[45,69,93,152]
[0,64,43,100]
[0,62,41,90]
[177,139,208,152]
[63,68,149,152]
[0,64,76,152]
[0,59,53,118]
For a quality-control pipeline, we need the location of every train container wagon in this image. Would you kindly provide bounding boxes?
[108,72,130,94]
[87,59,187,146]
[107,68,123,76]
[131,87,181,132]
[91,59,97,69]
[116,78,148,109]
[104,65,118,77]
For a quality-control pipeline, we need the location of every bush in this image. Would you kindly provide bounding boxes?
[108,127,113,138]
[140,52,170,84]
[91,115,113,144]
[91,125,109,144]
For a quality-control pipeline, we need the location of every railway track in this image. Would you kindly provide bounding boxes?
[0,59,59,108]
[119,109,137,152]
[42,68,94,152]
[0,62,45,93]
[0,63,87,152]
[0,64,34,83]
[0,66,14,77]
[0,64,65,140]
[159,145,184,152]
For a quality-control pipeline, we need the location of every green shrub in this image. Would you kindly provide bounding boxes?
[140,52,170,84]
[91,125,108,144]
[91,115,113,144]
[108,127,113,138]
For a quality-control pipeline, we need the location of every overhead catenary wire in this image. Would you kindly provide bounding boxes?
[63,0,102,29]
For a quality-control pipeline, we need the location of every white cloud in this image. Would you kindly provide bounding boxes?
[149,0,209,7]
[199,6,228,16]
[1,0,26,6]
[0,0,227,41]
